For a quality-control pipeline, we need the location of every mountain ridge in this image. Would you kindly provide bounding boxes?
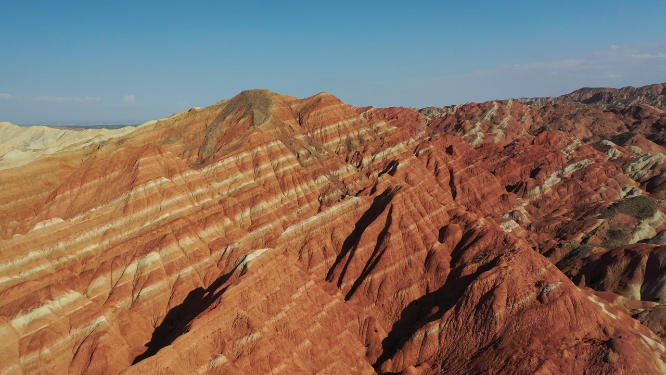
[514,82,666,110]
[2,86,666,374]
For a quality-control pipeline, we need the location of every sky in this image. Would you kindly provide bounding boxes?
[1,0,665,124]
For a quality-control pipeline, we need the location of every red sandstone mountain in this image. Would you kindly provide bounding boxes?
[2,87,666,374]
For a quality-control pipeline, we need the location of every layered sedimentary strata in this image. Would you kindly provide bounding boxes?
[2,88,666,374]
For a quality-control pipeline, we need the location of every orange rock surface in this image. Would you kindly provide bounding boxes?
[2,88,666,374]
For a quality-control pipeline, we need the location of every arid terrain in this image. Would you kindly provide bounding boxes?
[2,83,666,374]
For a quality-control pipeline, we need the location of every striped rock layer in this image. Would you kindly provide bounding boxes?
[2,89,666,374]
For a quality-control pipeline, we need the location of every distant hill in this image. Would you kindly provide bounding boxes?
[16,123,143,130]
[0,121,136,170]
[516,82,666,110]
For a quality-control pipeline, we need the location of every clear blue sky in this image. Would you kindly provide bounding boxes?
[1,0,665,123]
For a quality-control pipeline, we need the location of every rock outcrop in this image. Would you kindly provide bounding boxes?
[2,87,666,374]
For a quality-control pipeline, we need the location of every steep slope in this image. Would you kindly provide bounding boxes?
[2,88,666,374]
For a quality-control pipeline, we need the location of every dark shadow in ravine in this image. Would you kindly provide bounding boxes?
[378,160,400,178]
[132,267,236,364]
[345,205,393,300]
[372,258,499,370]
[326,186,401,287]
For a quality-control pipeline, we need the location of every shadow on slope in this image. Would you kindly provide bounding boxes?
[373,256,500,371]
[345,205,393,300]
[326,186,401,287]
[132,268,236,364]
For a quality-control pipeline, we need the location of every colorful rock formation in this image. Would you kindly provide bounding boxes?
[2,86,666,374]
